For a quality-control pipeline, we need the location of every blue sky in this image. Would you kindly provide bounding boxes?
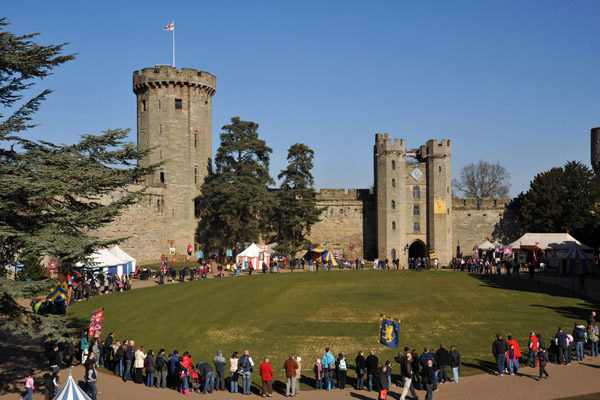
[4,0,599,196]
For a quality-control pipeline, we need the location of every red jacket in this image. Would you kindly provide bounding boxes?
[507,339,521,358]
[259,362,273,381]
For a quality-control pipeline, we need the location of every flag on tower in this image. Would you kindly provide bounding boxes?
[164,21,174,31]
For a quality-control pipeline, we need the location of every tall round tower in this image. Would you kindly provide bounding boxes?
[592,127,600,175]
[133,65,216,255]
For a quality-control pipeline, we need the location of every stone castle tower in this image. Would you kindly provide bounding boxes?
[133,66,216,255]
[374,134,452,264]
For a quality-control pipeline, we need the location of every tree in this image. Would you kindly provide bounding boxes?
[274,143,324,256]
[196,117,275,255]
[519,161,600,244]
[453,160,511,200]
[0,19,156,342]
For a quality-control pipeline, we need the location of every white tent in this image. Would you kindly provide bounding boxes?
[109,245,136,271]
[236,243,271,270]
[54,370,91,400]
[509,233,592,251]
[477,240,495,251]
[82,248,132,277]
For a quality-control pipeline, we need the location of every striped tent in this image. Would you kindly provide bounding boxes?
[54,370,91,400]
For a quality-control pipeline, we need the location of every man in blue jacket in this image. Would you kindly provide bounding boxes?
[169,350,179,389]
[322,347,336,391]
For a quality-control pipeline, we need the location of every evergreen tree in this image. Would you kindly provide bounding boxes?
[0,19,156,342]
[196,117,275,255]
[274,143,324,257]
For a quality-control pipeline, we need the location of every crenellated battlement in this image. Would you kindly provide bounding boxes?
[316,188,372,200]
[426,139,451,156]
[133,65,216,95]
[375,133,405,153]
[452,197,509,210]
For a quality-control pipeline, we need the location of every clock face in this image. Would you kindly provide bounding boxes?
[409,167,423,181]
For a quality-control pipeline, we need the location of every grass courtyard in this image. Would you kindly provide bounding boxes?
[67,270,598,385]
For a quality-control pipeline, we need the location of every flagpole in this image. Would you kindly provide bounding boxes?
[172,20,175,67]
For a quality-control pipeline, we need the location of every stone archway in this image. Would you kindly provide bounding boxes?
[408,240,426,260]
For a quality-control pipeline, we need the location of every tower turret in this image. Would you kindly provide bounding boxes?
[592,127,600,175]
[133,65,216,255]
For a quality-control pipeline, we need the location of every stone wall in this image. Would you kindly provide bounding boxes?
[309,189,376,260]
[451,198,508,257]
[93,185,167,263]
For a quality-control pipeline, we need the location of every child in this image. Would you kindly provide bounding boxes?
[385,360,392,387]
[22,369,34,400]
[52,371,60,396]
[538,346,549,380]
[314,359,323,389]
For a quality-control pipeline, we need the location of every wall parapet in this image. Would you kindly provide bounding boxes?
[452,197,509,210]
[316,188,372,200]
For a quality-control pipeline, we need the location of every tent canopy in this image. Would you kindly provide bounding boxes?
[563,244,592,260]
[109,245,136,270]
[54,370,91,400]
[303,248,338,266]
[80,248,132,276]
[509,233,592,251]
[236,243,270,269]
[477,240,495,251]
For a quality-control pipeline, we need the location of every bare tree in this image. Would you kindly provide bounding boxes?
[453,160,510,200]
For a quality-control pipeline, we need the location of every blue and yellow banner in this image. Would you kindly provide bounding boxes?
[378,314,401,348]
[50,282,67,302]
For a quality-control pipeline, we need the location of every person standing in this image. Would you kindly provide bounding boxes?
[134,346,146,384]
[168,350,179,390]
[507,336,521,373]
[435,343,449,384]
[123,340,135,382]
[87,359,98,400]
[355,350,366,390]
[448,345,460,383]
[366,350,379,392]
[259,356,274,397]
[314,359,323,390]
[588,325,599,357]
[537,346,549,380]
[22,369,34,400]
[337,354,347,390]
[284,354,299,397]
[214,350,227,391]
[239,350,254,395]
[321,348,335,391]
[399,353,418,400]
[573,323,587,361]
[48,344,61,374]
[555,327,569,365]
[377,365,389,400]
[492,334,508,376]
[526,331,539,368]
[588,311,596,327]
[294,356,302,395]
[145,350,155,387]
[229,352,239,393]
[155,349,168,388]
[422,359,435,400]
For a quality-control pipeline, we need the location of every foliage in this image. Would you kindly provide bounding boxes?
[0,19,155,343]
[196,117,275,255]
[17,253,48,281]
[519,161,600,245]
[453,160,511,200]
[274,143,324,256]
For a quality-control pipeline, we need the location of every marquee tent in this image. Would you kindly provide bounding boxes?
[509,233,592,251]
[477,240,495,251]
[109,245,136,271]
[81,248,132,276]
[236,243,270,270]
[54,370,91,400]
[560,243,597,275]
[303,248,338,266]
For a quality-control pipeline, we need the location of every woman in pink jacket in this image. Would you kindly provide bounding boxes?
[23,369,34,400]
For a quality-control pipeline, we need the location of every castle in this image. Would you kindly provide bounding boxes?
[96,65,506,266]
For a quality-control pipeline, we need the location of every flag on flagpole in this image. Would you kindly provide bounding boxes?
[89,308,104,337]
[164,21,174,31]
[378,314,401,348]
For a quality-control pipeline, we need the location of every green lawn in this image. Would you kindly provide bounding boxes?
[67,270,597,387]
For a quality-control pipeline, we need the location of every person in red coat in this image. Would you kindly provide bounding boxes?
[259,357,274,397]
[507,335,521,373]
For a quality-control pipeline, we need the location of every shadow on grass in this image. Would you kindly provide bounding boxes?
[461,358,498,375]
[470,274,599,307]
[530,304,590,321]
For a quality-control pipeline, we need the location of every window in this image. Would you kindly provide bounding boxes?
[194,132,198,148]
[391,200,395,209]
[158,100,161,109]
[413,186,420,199]
[391,249,396,259]
[493,199,497,207]
[462,199,466,206]
[477,200,481,209]
[175,98,182,109]
[159,124,163,134]
[391,178,396,188]
[413,205,420,216]
[439,165,442,172]
[391,160,396,170]
[413,222,420,232]
[141,100,146,111]
[194,166,198,184]
[392,221,396,230]
[160,172,165,184]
